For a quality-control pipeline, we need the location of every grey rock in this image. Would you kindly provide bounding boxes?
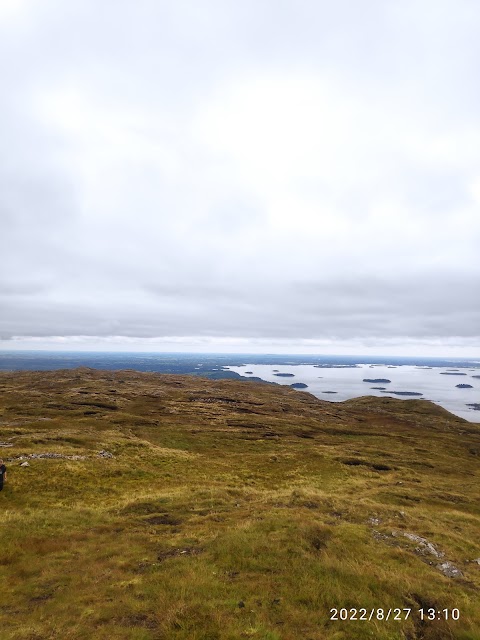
[11,452,87,461]
[437,561,463,578]
[98,450,114,458]
[372,530,390,542]
[20,461,30,467]
[403,532,443,558]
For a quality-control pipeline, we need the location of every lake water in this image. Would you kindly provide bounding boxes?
[226,363,480,422]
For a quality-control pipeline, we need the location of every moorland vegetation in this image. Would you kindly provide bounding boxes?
[0,368,479,639]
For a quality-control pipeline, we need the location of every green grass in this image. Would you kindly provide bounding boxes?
[0,369,479,639]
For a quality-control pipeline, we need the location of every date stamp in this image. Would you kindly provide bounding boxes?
[329,608,460,622]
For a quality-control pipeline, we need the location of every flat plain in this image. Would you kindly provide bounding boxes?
[1,368,479,639]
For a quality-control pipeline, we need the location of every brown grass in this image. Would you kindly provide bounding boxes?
[0,368,479,639]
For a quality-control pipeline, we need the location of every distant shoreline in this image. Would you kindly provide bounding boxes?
[1,351,478,423]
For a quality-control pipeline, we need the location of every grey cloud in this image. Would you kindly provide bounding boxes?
[0,0,479,353]
[2,270,478,341]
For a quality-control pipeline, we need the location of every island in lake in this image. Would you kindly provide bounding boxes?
[440,372,467,376]
[274,373,295,377]
[456,384,473,389]
[363,378,391,383]
[382,390,423,396]
[290,383,308,389]
[314,364,360,369]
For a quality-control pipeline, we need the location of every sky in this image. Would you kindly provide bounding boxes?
[1,0,479,357]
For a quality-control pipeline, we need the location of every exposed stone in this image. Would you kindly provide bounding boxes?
[20,461,30,467]
[372,530,390,542]
[98,450,114,458]
[437,561,463,578]
[403,532,444,558]
[9,452,87,461]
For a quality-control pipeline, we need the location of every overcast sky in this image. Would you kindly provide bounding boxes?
[1,0,479,356]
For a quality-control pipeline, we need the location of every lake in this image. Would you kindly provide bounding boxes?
[226,363,480,422]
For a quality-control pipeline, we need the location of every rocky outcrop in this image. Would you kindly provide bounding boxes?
[98,450,114,458]
[373,529,464,579]
[9,452,87,461]
[437,561,463,578]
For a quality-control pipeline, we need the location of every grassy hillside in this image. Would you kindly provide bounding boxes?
[0,368,479,640]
